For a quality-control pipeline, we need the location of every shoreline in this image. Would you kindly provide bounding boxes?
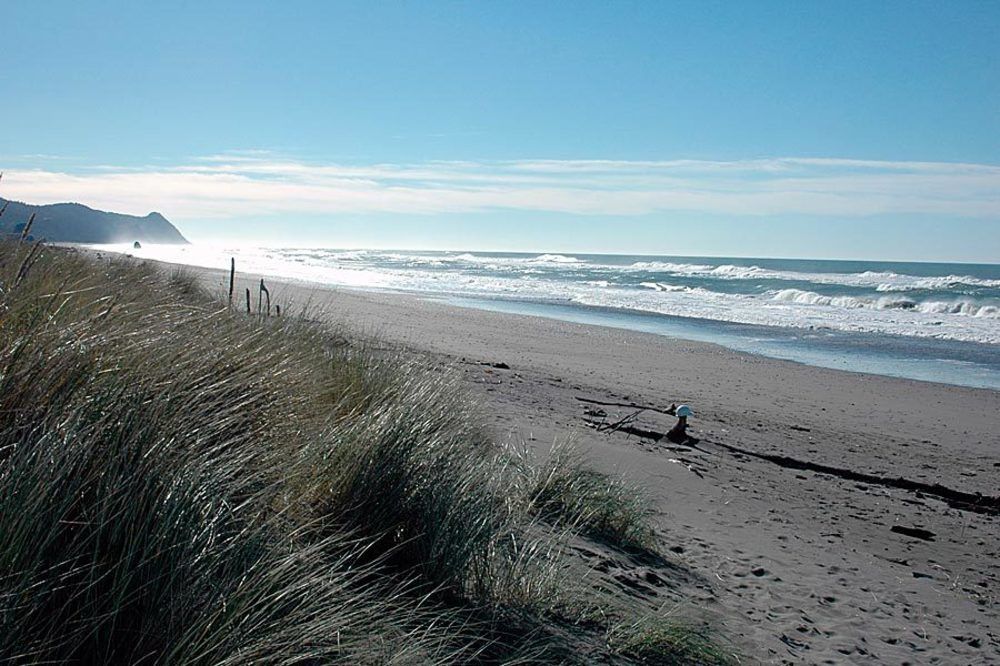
[87,245,1000,391]
[433,294,1000,391]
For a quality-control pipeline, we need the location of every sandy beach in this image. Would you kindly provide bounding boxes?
[174,261,999,664]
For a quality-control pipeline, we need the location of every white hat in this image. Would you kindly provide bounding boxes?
[676,405,693,418]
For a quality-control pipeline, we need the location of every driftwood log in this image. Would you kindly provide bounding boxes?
[575,396,676,416]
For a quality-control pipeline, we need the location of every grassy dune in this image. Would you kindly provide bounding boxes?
[0,241,732,664]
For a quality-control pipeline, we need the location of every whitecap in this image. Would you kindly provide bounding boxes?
[531,253,581,264]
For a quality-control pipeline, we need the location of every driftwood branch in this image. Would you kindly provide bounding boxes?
[575,396,675,416]
[597,409,642,433]
[584,416,667,440]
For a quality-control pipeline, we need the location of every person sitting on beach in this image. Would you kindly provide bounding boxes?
[667,404,693,442]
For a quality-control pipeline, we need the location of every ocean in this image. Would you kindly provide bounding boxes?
[99,244,1000,390]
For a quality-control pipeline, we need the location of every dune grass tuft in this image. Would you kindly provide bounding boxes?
[529,441,658,554]
[609,619,738,666]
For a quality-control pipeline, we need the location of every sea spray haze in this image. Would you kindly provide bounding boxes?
[97,244,1000,388]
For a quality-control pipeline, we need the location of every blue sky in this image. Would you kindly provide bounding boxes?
[2,1,998,261]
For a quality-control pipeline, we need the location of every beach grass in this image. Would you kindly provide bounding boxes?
[609,619,738,666]
[0,240,728,663]
[529,440,658,554]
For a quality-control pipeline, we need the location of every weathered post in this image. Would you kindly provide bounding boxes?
[259,278,270,317]
[245,287,251,314]
[228,258,235,308]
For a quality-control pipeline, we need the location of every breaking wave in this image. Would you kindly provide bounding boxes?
[268,252,998,292]
[639,282,689,292]
[530,253,581,264]
[771,289,1000,318]
[90,243,1000,345]
[629,262,1000,291]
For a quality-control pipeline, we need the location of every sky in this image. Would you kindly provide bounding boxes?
[2,1,998,262]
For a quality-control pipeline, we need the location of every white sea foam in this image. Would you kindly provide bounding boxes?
[629,262,1000,291]
[874,274,1000,291]
[630,261,775,279]
[771,288,999,318]
[639,282,688,292]
[572,284,1000,344]
[443,252,581,264]
[263,250,998,292]
[90,244,1000,345]
[917,301,1000,317]
[531,253,581,263]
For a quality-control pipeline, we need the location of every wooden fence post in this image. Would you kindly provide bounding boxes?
[258,278,270,317]
[228,257,235,308]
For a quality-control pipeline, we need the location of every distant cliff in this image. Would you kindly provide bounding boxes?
[0,199,188,244]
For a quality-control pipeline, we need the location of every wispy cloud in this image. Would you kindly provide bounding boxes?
[2,155,998,220]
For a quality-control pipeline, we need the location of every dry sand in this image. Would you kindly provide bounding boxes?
[147,258,1000,663]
